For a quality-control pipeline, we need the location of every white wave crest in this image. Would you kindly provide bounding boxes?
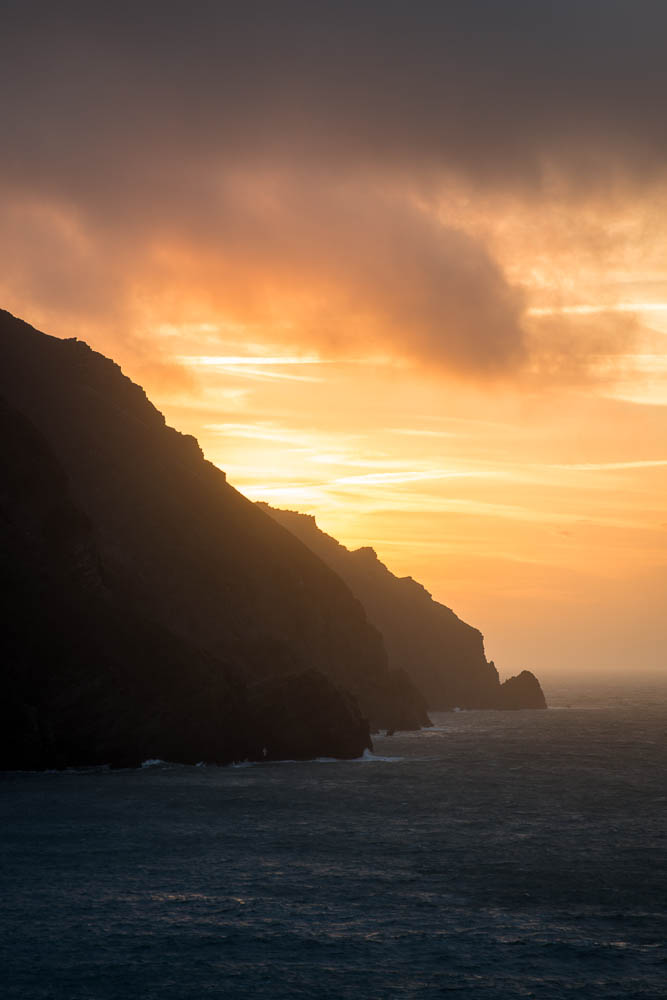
[228,749,403,767]
[353,749,403,762]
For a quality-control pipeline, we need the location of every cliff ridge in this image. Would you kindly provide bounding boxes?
[258,504,547,711]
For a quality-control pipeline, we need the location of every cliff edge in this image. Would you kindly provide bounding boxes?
[259,504,547,711]
[0,309,431,767]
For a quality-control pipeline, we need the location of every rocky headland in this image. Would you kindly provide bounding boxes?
[259,505,547,712]
[0,308,545,770]
[0,309,430,768]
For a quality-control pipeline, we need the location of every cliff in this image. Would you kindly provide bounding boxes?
[0,397,371,767]
[258,505,546,711]
[0,308,429,767]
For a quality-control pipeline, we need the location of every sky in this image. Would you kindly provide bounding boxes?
[2,1,666,682]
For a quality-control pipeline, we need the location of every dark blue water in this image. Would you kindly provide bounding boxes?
[2,682,666,999]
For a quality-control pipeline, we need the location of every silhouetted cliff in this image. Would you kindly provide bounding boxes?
[0,308,430,767]
[0,397,371,767]
[259,505,546,711]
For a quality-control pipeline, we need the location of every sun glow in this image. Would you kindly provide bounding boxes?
[2,158,666,683]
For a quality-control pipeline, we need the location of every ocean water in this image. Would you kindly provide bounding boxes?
[2,681,666,999]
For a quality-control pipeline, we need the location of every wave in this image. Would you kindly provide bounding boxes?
[355,749,403,762]
[10,750,405,774]
[230,749,404,767]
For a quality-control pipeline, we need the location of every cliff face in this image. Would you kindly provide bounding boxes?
[0,309,428,765]
[259,505,546,711]
[0,398,371,768]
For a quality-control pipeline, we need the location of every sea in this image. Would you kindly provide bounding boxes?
[2,680,666,1000]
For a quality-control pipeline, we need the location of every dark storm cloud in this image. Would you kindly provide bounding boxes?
[5,0,667,180]
[1,1,664,371]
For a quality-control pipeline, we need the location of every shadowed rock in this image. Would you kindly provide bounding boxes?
[499,670,547,710]
[0,398,374,767]
[245,670,371,761]
[259,504,547,711]
[0,308,430,768]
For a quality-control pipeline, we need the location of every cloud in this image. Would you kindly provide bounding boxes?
[1,2,666,378]
[4,2,667,183]
[550,460,667,471]
[522,312,641,385]
[0,167,527,374]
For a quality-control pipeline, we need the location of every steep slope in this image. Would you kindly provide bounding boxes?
[259,505,546,710]
[0,398,371,767]
[0,309,429,743]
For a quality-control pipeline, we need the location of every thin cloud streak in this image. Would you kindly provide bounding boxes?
[529,304,667,316]
[331,470,493,487]
[180,355,329,366]
[389,427,465,439]
[193,365,325,384]
[239,480,654,533]
[551,459,667,471]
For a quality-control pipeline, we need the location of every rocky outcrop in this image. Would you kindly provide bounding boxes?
[0,308,429,769]
[259,505,547,711]
[498,670,547,710]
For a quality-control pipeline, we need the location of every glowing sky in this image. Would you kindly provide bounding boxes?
[1,2,666,680]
